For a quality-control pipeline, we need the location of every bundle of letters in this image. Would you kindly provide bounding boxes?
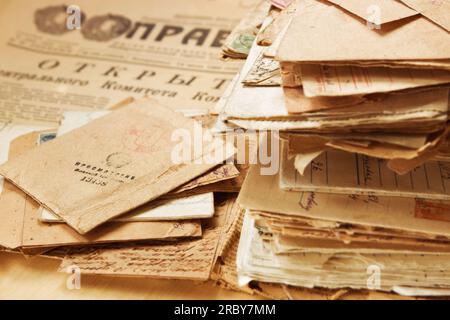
[216,0,450,298]
[0,97,247,282]
[2,0,450,301]
[0,0,258,297]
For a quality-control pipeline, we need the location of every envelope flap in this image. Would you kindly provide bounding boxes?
[276,0,450,62]
[327,0,419,25]
[400,0,450,32]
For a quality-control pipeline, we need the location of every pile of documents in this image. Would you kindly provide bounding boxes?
[0,0,258,295]
[215,0,450,298]
[220,0,450,174]
[0,97,247,282]
[2,0,450,300]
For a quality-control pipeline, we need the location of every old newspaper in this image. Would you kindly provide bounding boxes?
[0,0,254,125]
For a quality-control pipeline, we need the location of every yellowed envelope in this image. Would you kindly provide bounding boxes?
[400,0,450,32]
[276,0,450,62]
[0,131,202,250]
[55,109,241,198]
[0,98,235,234]
[327,0,418,25]
[41,192,215,223]
[328,1,450,33]
[22,196,201,248]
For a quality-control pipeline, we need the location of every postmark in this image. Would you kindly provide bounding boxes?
[105,152,132,169]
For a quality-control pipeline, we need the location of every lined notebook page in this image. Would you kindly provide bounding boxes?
[281,147,450,200]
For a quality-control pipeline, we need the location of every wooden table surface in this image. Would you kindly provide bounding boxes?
[0,251,258,300]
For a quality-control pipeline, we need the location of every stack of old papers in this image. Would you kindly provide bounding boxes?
[214,0,450,298]
[0,97,248,281]
[219,0,450,175]
[237,159,450,297]
[0,0,274,295]
[2,0,450,300]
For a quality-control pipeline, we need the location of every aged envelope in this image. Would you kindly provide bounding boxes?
[399,0,450,32]
[41,192,215,223]
[276,0,450,62]
[326,0,418,25]
[0,98,235,234]
[58,196,239,281]
[0,131,202,250]
[39,112,222,222]
[57,110,241,197]
[22,196,202,249]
